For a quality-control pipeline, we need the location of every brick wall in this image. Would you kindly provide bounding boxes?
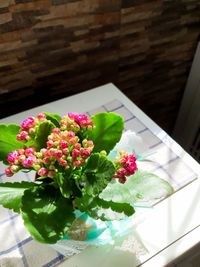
[0,0,200,133]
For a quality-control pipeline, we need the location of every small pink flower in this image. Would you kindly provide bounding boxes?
[117,168,126,176]
[62,148,69,155]
[72,149,81,158]
[81,148,90,157]
[47,140,54,148]
[18,148,25,155]
[10,165,19,173]
[48,135,53,140]
[7,150,18,163]
[129,154,137,161]
[38,167,48,177]
[73,136,79,144]
[43,157,50,164]
[67,113,94,128]
[59,140,68,149]
[67,112,77,119]
[59,158,67,167]
[16,131,28,141]
[76,114,87,121]
[79,120,87,127]
[22,155,36,167]
[67,131,75,139]
[69,138,76,145]
[52,128,60,134]
[88,141,94,147]
[52,133,59,141]
[18,155,26,162]
[126,164,137,175]
[54,150,63,159]
[5,167,13,177]
[114,152,137,183]
[83,140,94,148]
[28,128,35,135]
[73,160,82,167]
[37,113,46,121]
[40,148,47,155]
[71,123,80,132]
[74,143,81,150]
[25,147,35,156]
[21,117,35,130]
[61,131,68,139]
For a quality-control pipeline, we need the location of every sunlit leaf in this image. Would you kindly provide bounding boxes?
[0,124,22,163]
[43,112,61,127]
[100,170,174,205]
[81,153,115,196]
[88,113,124,154]
[35,121,55,150]
[0,182,35,213]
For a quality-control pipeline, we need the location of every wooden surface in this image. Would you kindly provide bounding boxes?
[0,0,200,133]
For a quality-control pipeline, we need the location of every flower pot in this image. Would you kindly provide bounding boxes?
[51,211,136,256]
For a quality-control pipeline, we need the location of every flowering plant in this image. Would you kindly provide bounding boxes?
[0,112,173,244]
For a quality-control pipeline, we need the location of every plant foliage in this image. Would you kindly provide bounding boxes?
[0,111,173,244]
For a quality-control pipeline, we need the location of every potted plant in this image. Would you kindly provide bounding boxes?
[0,111,173,245]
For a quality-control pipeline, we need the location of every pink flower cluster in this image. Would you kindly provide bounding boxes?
[43,127,94,172]
[5,147,37,177]
[60,113,94,132]
[5,113,94,178]
[16,112,94,143]
[16,113,46,141]
[114,150,137,183]
[5,112,136,184]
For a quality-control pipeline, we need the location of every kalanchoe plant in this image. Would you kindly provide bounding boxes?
[0,112,173,244]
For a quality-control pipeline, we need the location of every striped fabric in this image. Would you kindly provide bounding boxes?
[0,100,197,266]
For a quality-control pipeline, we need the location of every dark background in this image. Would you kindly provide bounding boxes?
[0,0,200,134]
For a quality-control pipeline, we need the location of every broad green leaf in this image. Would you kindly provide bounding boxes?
[0,124,22,163]
[21,185,75,244]
[75,194,135,221]
[81,153,115,196]
[88,113,124,154]
[0,182,35,213]
[100,170,174,205]
[35,121,55,150]
[43,113,61,127]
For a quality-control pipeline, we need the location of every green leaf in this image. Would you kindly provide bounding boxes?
[0,182,35,213]
[21,185,75,244]
[100,170,174,205]
[55,172,72,198]
[81,153,115,196]
[88,112,124,154]
[76,194,135,221]
[43,113,61,128]
[35,121,55,150]
[0,124,22,163]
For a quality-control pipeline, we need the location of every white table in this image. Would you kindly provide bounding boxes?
[0,83,200,267]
